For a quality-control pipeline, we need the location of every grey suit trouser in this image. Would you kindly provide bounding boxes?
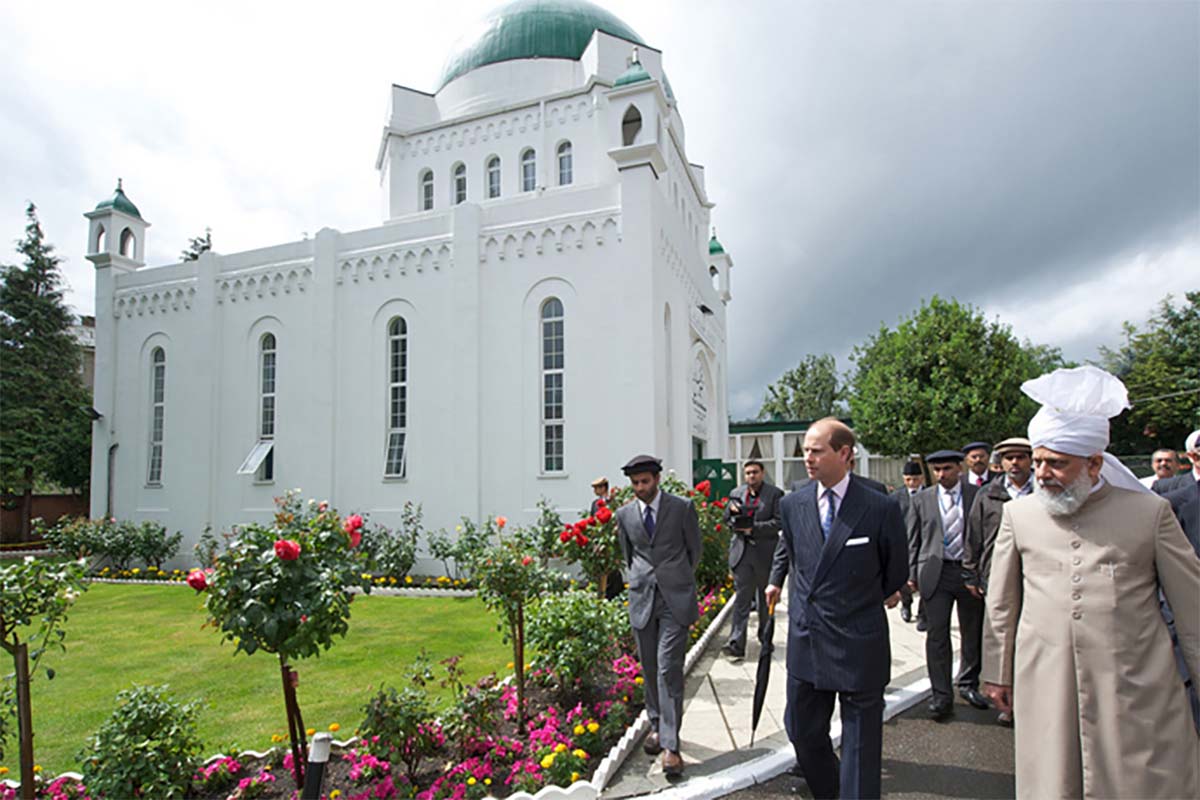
[728,536,775,651]
[633,588,689,752]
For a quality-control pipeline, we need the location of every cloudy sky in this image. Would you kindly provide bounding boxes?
[2,0,1196,419]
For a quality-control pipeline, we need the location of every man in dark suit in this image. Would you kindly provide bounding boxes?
[790,454,888,497]
[907,449,986,719]
[766,418,908,800]
[589,476,612,516]
[891,461,925,623]
[722,459,785,659]
[614,454,700,777]
[1153,430,1199,495]
[962,441,992,488]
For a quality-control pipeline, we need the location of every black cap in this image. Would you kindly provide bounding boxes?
[961,441,991,454]
[902,461,924,476]
[621,454,663,476]
[926,449,965,464]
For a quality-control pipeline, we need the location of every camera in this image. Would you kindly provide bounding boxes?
[727,497,755,531]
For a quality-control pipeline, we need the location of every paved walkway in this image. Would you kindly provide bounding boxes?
[604,594,961,798]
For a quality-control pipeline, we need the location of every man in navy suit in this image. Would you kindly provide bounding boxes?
[766,418,908,800]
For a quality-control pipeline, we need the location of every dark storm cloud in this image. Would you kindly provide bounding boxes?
[678,2,1199,417]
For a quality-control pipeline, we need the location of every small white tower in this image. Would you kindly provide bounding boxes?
[84,179,149,271]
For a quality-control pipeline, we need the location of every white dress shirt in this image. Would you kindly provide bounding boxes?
[816,472,852,524]
[637,490,663,522]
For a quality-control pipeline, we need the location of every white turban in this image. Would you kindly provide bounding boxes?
[1022,365,1149,494]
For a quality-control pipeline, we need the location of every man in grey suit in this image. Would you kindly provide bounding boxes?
[615,454,701,777]
[891,460,925,623]
[722,460,784,659]
[907,450,985,719]
[1153,429,1199,495]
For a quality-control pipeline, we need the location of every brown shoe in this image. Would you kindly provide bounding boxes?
[642,730,662,755]
[662,750,684,777]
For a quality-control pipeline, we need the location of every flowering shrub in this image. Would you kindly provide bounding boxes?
[358,652,445,783]
[201,490,375,785]
[229,769,275,800]
[526,589,630,703]
[44,517,181,571]
[193,755,243,793]
[364,501,423,579]
[427,517,498,581]
[662,473,732,591]
[0,776,91,800]
[554,487,631,597]
[78,684,203,800]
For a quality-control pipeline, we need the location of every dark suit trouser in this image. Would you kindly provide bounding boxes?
[633,589,689,752]
[925,559,983,705]
[786,674,884,800]
[727,537,774,651]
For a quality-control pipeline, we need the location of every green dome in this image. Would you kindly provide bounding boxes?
[708,230,725,255]
[94,180,142,219]
[614,58,651,87]
[439,0,646,90]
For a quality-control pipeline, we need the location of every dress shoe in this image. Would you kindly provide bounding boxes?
[721,642,745,660]
[928,700,953,721]
[997,711,1013,727]
[662,750,684,777]
[788,763,805,778]
[916,617,929,632]
[900,606,913,623]
[642,730,662,755]
[959,687,991,710]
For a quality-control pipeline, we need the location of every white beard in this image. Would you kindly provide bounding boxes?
[1034,470,1093,517]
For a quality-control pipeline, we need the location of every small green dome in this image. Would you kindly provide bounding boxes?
[614,58,651,87]
[708,230,725,255]
[94,180,142,219]
[439,0,646,90]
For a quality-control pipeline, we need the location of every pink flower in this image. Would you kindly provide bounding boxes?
[274,539,301,560]
[496,515,508,529]
[186,569,208,591]
[344,514,364,532]
[522,555,533,566]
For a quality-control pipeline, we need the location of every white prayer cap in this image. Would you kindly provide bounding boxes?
[1185,430,1200,453]
[1022,365,1149,494]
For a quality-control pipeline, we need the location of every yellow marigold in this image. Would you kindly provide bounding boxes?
[571,772,580,782]
[554,743,567,753]
[329,723,340,732]
[587,722,599,733]
[33,765,42,773]
[540,754,555,769]
[330,792,342,800]
[0,766,8,775]
[271,734,284,743]
[306,727,316,736]
[573,749,587,759]
[573,724,585,736]
[131,568,140,574]
[467,777,477,786]
[634,676,644,685]
[484,778,492,786]
[389,576,397,584]
[405,576,413,584]
[507,662,514,669]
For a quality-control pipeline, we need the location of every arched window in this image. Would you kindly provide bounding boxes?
[521,148,537,193]
[147,347,165,485]
[540,298,564,473]
[258,333,276,481]
[486,156,501,199]
[419,169,434,211]
[385,317,408,478]
[557,141,573,186]
[621,106,642,147]
[120,228,136,258]
[94,224,106,253]
[452,163,467,205]
[710,265,720,292]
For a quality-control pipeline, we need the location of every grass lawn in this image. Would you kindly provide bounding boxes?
[8,583,510,775]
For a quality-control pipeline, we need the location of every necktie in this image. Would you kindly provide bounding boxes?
[942,490,963,559]
[821,488,836,540]
[644,505,655,540]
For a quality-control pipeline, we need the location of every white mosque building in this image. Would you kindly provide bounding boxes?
[85,0,733,560]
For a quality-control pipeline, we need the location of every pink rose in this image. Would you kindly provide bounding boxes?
[186,569,208,591]
[274,539,301,561]
[343,514,364,533]
[496,516,508,529]
[521,555,533,566]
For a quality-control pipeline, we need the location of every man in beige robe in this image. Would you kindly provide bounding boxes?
[982,366,1200,799]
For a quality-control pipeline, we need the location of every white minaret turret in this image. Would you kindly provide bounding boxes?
[85,178,149,271]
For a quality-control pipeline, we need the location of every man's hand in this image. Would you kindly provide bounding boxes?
[966,584,983,600]
[907,580,918,593]
[984,683,1012,714]
[765,584,782,607]
[884,591,900,609]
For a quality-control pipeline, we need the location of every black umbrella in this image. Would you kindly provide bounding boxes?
[749,596,779,746]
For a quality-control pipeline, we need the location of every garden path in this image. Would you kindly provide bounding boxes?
[603,595,951,798]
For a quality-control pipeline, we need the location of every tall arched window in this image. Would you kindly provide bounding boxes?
[486,156,501,199]
[557,141,573,186]
[521,149,537,193]
[621,106,642,146]
[540,298,564,473]
[419,169,434,211]
[120,228,136,258]
[147,347,165,485]
[258,333,277,481]
[385,317,408,478]
[452,163,467,205]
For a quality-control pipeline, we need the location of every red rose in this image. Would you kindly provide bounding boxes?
[348,529,362,548]
[577,534,589,546]
[595,498,607,508]
[186,569,208,592]
[596,507,613,524]
[274,539,301,560]
[695,480,712,497]
[343,514,364,533]
[573,520,588,534]
[560,529,572,543]
[300,614,308,623]
[521,555,533,566]
[715,524,723,531]
[497,516,508,529]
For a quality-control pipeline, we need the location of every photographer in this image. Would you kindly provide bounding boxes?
[721,460,784,659]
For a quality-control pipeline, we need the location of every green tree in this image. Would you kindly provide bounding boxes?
[1098,292,1200,454]
[759,353,844,420]
[180,227,212,262]
[0,204,93,542]
[847,296,1067,455]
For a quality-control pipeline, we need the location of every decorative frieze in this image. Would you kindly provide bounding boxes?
[479,214,619,263]
[215,262,313,304]
[113,280,197,318]
[336,241,453,284]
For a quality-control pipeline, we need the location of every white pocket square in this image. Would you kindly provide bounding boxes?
[845,537,870,546]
